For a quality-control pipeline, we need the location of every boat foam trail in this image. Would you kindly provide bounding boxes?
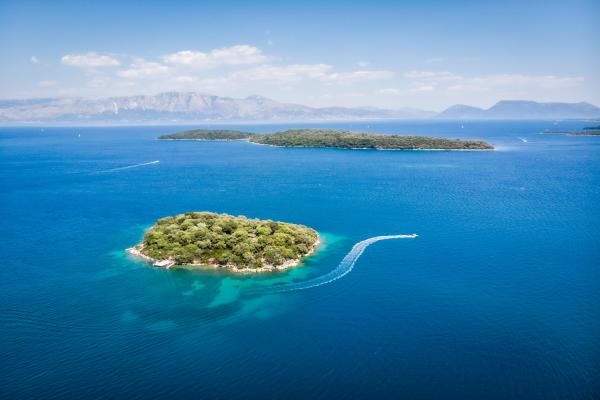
[97,160,160,173]
[249,234,417,294]
[517,137,528,143]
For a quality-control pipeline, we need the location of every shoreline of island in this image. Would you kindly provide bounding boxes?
[160,138,493,150]
[157,138,248,142]
[127,236,321,274]
[245,140,495,151]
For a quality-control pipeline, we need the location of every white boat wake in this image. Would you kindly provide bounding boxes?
[249,234,418,294]
[97,160,160,173]
[517,137,528,143]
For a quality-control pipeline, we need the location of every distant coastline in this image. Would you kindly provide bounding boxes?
[542,126,600,136]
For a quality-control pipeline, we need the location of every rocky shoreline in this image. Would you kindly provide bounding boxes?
[126,236,321,274]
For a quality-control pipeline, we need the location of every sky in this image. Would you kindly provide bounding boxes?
[0,0,598,111]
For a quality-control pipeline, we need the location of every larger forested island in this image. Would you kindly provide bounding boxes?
[127,212,320,273]
[250,129,493,150]
[159,128,493,150]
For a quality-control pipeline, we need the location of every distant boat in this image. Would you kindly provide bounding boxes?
[154,259,175,269]
[518,137,528,143]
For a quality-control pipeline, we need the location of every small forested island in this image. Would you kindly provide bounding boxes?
[127,212,320,273]
[158,129,253,140]
[249,129,493,150]
[158,128,493,150]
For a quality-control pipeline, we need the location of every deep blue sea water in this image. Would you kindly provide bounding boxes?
[1,120,599,399]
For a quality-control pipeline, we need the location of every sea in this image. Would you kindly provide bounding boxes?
[1,120,598,399]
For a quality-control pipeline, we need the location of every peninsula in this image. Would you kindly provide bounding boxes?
[159,129,253,140]
[127,212,319,273]
[159,128,494,150]
[542,128,600,136]
[575,126,600,136]
[572,130,600,136]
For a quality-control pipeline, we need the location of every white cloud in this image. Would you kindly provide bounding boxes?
[468,74,584,89]
[377,88,400,95]
[61,52,120,67]
[43,44,590,110]
[87,75,112,88]
[322,70,394,83]
[404,70,461,81]
[170,76,198,83]
[408,82,436,92]
[162,45,268,68]
[229,64,393,83]
[230,64,333,82]
[404,70,584,92]
[50,46,393,100]
[31,56,39,64]
[117,61,170,79]
[345,92,367,98]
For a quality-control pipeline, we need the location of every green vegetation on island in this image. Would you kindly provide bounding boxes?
[249,129,494,150]
[128,212,319,272]
[543,128,600,136]
[574,126,600,136]
[572,130,600,136]
[159,129,252,140]
[158,128,493,149]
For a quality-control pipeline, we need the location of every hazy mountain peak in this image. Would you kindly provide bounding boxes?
[439,100,600,120]
[245,94,269,101]
[436,104,486,119]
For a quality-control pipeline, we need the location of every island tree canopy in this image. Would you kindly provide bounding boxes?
[249,129,494,150]
[139,212,319,268]
[159,129,252,140]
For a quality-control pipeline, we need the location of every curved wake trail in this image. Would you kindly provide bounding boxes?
[96,160,160,173]
[249,234,418,294]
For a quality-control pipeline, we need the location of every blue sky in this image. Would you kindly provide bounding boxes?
[0,0,598,110]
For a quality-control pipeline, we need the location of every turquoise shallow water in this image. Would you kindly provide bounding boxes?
[1,120,599,399]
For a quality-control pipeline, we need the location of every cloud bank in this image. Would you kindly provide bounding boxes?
[44,45,588,109]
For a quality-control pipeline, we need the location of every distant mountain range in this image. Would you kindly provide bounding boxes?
[436,100,600,120]
[0,92,598,124]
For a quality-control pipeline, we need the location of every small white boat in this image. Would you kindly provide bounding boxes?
[154,259,175,269]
